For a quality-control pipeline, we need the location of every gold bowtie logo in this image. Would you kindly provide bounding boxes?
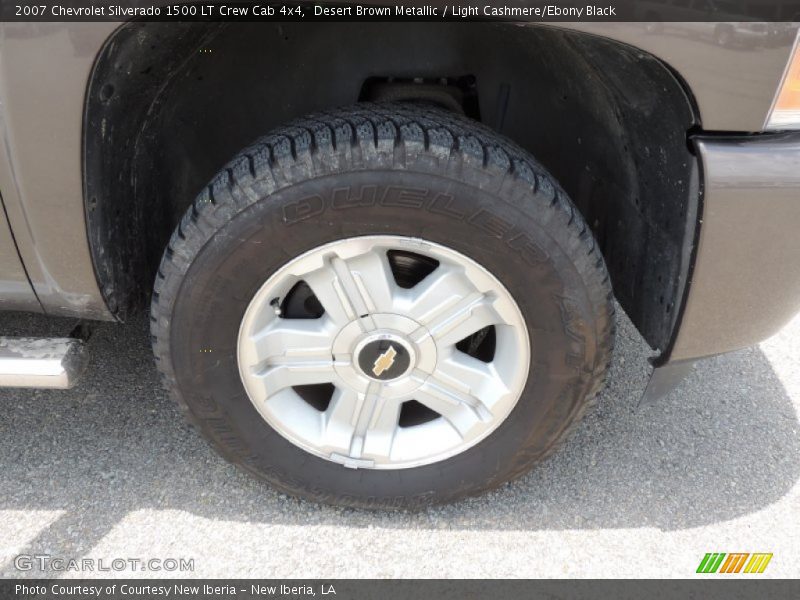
[372,345,398,377]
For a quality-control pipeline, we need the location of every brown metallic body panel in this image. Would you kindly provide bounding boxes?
[0,196,38,312]
[671,133,800,361]
[0,23,116,319]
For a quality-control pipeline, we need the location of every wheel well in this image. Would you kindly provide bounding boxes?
[84,22,700,355]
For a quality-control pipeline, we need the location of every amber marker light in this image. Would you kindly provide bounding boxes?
[766,30,800,130]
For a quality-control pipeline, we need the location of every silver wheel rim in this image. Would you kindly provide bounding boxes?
[237,235,530,469]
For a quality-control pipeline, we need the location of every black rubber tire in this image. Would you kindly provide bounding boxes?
[151,103,614,509]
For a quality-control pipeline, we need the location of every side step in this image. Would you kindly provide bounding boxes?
[0,337,87,389]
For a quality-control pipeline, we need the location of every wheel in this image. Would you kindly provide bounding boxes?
[151,103,614,509]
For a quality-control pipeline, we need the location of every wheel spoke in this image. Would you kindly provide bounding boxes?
[405,265,478,324]
[415,376,492,439]
[303,250,396,328]
[324,383,401,464]
[253,359,337,397]
[361,396,402,461]
[247,317,336,365]
[434,351,509,412]
[405,265,503,347]
[323,387,362,454]
[346,249,397,314]
[414,292,503,348]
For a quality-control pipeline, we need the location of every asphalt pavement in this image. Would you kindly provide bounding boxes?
[1,307,798,578]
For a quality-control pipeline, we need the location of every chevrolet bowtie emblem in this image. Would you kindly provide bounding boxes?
[372,345,398,377]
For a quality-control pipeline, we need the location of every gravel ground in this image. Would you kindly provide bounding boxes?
[0,307,798,579]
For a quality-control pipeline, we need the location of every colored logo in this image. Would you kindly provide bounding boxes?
[372,345,398,377]
[696,553,772,574]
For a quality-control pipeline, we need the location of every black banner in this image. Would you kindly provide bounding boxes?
[2,580,800,600]
[3,0,800,22]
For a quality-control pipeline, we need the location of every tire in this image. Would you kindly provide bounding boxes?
[151,103,614,509]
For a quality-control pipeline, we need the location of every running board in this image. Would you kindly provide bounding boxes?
[0,337,87,389]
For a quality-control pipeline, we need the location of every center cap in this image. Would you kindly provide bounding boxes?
[356,335,413,381]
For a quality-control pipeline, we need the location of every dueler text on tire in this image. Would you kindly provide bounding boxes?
[150,103,614,509]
